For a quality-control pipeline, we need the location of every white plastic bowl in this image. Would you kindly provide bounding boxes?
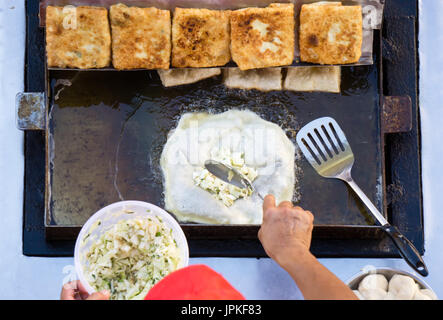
[74,200,189,294]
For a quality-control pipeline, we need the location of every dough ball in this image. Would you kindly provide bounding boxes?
[419,289,437,300]
[358,274,388,292]
[413,290,432,300]
[359,288,388,300]
[384,292,397,300]
[353,290,365,300]
[388,274,419,300]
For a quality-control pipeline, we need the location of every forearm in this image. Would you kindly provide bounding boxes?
[279,248,358,300]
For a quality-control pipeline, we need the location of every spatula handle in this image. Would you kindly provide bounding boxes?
[382,224,429,277]
[345,178,428,277]
[345,178,388,225]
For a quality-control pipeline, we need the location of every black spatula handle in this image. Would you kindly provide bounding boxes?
[382,224,428,277]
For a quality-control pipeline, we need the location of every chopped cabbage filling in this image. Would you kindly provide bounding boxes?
[193,149,258,207]
[84,217,181,300]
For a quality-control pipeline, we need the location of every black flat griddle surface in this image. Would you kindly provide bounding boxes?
[23,0,423,257]
[48,66,382,228]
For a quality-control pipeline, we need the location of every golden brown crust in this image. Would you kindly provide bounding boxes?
[299,4,363,65]
[268,3,295,8]
[110,4,171,70]
[171,8,231,68]
[46,6,111,68]
[230,4,295,70]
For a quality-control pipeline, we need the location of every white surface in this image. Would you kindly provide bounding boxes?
[0,0,442,300]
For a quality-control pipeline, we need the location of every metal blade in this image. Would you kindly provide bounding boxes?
[296,117,354,178]
[327,117,352,153]
[204,160,247,189]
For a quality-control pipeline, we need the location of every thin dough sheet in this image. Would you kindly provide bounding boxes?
[160,110,295,224]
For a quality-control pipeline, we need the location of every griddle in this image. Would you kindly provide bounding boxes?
[21,0,424,257]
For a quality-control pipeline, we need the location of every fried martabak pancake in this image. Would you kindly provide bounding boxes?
[172,8,231,68]
[46,6,111,68]
[230,4,295,70]
[299,3,363,65]
[110,4,171,70]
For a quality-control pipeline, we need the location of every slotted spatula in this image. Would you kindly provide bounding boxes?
[296,117,428,277]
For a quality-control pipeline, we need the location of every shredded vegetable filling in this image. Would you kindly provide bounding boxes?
[193,148,258,207]
[84,217,181,300]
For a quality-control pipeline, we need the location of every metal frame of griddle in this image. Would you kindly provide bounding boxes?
[21,0,424,257]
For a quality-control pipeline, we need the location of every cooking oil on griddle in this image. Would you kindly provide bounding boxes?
[48,66,381,227]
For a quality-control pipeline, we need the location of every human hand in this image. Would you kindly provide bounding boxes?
[258,195,314,269]
[60,280,110,300]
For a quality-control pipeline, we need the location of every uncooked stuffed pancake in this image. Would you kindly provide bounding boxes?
[160,110,296,224]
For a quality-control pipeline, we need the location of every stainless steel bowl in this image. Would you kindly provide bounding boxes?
[346,267,436,297]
